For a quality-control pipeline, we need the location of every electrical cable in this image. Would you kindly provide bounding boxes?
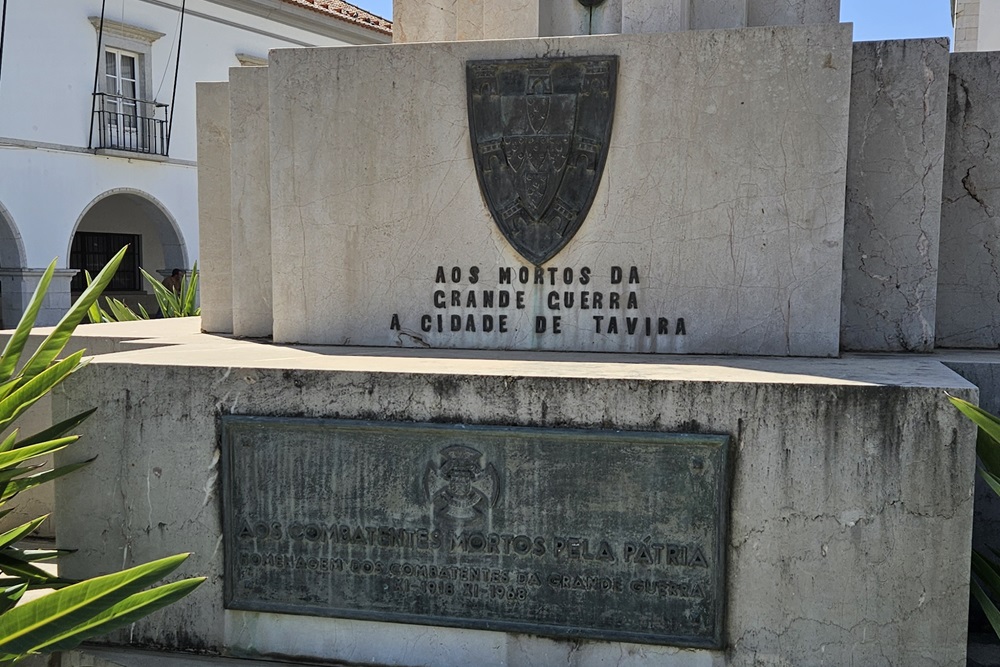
[0,0,8,97]
[165,0,185,155]
[88,0,109,150]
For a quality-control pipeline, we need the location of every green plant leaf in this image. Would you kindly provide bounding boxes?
[0,438,79,472]
[140,269,180,317]
[184,264,200,317]
[0,380,19,407]
[0,553,191,655]
[15,550,74,564]
[973,575,1000,638]
[0,518,48,552]
[981,466,1000,499]
[0,261,55,384]
[0,553,66,586]
[18,247,127,383]
[0,433,16,456]
[949,396,1000,473]
[30,576,205,655]
[83,271,103,325]
[0,353,86,434]
[12,409,96,451]
[0,585,27,617]
[0,460,93,503]
[105,298,141,322]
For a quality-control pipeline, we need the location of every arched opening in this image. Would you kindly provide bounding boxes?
[69,189,187,313]
[0,203,27,329]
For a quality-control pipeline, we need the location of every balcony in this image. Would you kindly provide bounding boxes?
[91,93,169,157]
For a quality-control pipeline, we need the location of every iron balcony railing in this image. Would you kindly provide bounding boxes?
[92,92,169,156]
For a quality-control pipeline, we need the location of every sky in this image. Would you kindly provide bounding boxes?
[351,0,955,43]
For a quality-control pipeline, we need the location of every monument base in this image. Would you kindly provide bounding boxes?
[47,324,975,666]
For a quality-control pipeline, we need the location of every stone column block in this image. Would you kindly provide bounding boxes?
[690,0,746,30]
[936,53,1000,347]
[268,27,852,356]
[840,39,950,352]
[196,82,233,334]
[621,0,688,34]
[746,0,839,27]
[541,0,622,36]
[397,0,540,42]
[229,67,272,339]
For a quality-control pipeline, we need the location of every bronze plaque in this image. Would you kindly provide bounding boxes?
[222,417,729,648]
[467,56,618,265]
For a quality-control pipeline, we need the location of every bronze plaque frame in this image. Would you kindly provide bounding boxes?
[222,417,729,648]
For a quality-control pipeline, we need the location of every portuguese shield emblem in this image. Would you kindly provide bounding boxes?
[467,56,618,265]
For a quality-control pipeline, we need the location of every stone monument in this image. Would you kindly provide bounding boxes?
[36,0,1000,665]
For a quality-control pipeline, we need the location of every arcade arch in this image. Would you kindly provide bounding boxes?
[68,189,187,310]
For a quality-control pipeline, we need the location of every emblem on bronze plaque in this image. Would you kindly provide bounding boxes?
[467,56,618,265]
[424,445,500,525]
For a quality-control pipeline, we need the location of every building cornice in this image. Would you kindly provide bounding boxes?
[236,53,269,67]
[88,16,166,43]
[203,0,390,44]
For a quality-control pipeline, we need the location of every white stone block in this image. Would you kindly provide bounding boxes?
[936,52,1000,347]
[541,0,623,36]
[746,0,839,27]
[622,0,688,34]
[689,0,746,30]
[397,0,539,42]
[268,26,852,356]
[196,82,233,334]
[841,39,949,352]
[229,67,272,339]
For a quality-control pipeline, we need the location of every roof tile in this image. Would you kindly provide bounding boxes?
[280,0,392,36]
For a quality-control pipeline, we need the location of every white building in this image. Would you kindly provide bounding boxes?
[0,0,390,327]
[955,0,1000,50]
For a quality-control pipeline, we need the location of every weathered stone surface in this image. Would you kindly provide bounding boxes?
[540,0,623,36]
[840,39,949,352]
[269,27,852,355]
[746,0,838,27]
[938,56,1000,343]
[395,0,539,42]
[394,0,844,41]
[229,67,272,339]
[196,82,233,334]
[689,0,746,30]
[936,53,1000,348]
[51,334,976,666]
[621,0,687,34]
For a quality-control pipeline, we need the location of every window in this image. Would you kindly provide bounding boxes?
[88,18,167,155]
[103,47,140,149]
[70,232,142,292]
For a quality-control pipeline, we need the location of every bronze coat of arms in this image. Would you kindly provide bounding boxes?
[467,56,618,265]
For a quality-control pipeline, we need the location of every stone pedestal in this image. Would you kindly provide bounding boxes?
[49,330,977,667]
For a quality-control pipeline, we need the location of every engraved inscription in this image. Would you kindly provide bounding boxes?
[222,418,729,648]
[388,264,689,342]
